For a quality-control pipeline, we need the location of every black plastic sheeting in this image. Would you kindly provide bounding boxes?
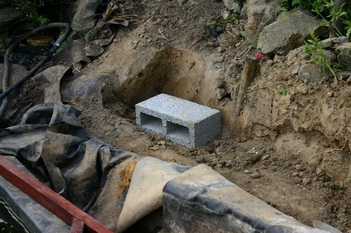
[0,102,140,214]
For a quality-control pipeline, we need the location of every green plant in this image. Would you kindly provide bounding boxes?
[231,75,241,83]
[304,29,337,81]
[278,85,288,95]
[280,0,351,38]
[14,0,49,25]
[247,33,259,48]
[343,18,351,38]
[247,147,258,154]
[310,165,317,172]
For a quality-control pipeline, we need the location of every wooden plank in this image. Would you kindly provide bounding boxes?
[235,56,258,117]
[0,155,114,233]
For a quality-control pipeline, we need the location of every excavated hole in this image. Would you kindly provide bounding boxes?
[117,47,218,109]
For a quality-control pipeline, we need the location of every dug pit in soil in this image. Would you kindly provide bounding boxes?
[116,47,219,109]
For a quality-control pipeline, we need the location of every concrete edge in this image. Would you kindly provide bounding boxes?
[162,164,329,233]
[0,156,70,233]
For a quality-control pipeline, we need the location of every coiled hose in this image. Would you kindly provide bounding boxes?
[0,22,71,120]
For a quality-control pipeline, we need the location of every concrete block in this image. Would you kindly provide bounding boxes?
[163,164,329,233]
[135,94,221,148]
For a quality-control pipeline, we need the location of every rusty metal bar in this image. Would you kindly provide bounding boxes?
[0,155,114,233]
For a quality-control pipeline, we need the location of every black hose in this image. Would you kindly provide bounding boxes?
[0,22,71,120]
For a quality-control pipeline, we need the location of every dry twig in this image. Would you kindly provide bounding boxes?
[314,140,349,156]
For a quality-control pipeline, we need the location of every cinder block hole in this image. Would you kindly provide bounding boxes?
[120,48,209,106]
[140,113,163,132]
[166,121,190,142]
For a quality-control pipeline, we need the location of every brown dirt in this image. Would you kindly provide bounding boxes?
[5,0,351,232]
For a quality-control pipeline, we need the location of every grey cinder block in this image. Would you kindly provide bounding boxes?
[135,94,221,148]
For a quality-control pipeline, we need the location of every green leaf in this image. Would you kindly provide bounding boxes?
[278,85,288,96]
[247,147,257,154]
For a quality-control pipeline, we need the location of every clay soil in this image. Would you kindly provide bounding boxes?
[4,0,351,232]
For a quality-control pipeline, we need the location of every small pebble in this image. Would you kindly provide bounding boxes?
[295,164,305,171]
[293,177,302,184]
[302,178,311,185]
[292,172,299,177]
[323,181,334,188]
[250,171,261,179]
[262,160,270,166]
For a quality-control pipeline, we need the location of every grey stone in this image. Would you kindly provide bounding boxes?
[250,171,261,179]
[221,9,230,20]
[240,2,248,19]
[246,0,277,31]
[302,178,311,186]
[224,0,242,13]
[257,9,327,55]
[240,25,255,39]
[71,0,100,35]
[0,7,23,32]
[332,36,348,44]
[177,0,188,5]
[135,94,221,148]
[336,45,351,70]
[299,64,328,84]
[323,49,337,63]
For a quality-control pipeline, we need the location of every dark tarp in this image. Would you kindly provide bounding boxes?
[0,102,141,231]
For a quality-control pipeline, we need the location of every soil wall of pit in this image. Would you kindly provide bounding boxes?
[119,46,350,191]
[83,30,351,191]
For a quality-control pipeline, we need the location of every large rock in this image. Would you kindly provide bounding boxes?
[257,9,326,55]
[298,63,328,84]
[71,0,100,35]
[0,7,23,32]
[246,0,277,31]
[336,44,351,70]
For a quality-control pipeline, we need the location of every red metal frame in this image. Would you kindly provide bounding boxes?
[0,155,114,233]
